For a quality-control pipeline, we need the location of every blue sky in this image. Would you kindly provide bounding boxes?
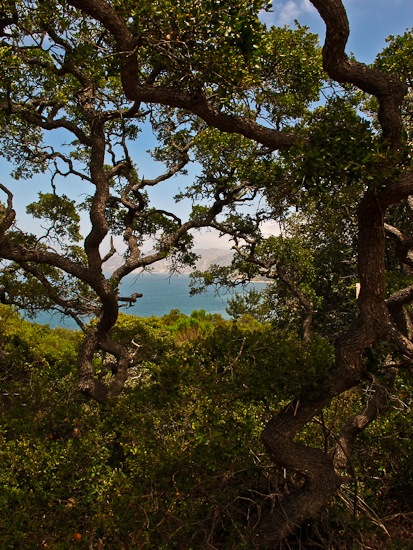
[263,0,413,64]
[2,0,412,250]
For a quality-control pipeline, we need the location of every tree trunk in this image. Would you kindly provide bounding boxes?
[255,191,395,545]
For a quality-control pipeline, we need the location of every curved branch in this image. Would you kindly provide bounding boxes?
[387,284,413,311]
[67,0,298,151]
[381,169,413,206]
[257,397,343,544]
[0,184,16,235]
[256,188,395,544]
[276,264,314,341]
[100,337,132,397]
[141,146,193,187]
[231,242,315,341]
[15,261,88,330]
[333,373,396,470]
[385,222,413,270]
[386,285,413,340]
[0,240,91,284]
[13,105,92,147]
[310,0,408,146]
[118,292,143,307]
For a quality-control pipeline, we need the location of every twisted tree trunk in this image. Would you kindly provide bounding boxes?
[254,0,411,544]
[255,189,399,544]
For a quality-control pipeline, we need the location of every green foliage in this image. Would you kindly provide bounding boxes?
[257,23,324,122]
[281,96,375,198]
[226,287,272,322]
[0,304,81,382]
[109,312,176,364]
[0,3,412,548]
[112,0,270,93]
[375,29,413,80]
[375,28,413,163]
[0,308,411,547]
[26,192,82,243]
[0,258,98,319]
[0,308,327,547]
[356,376,413,511]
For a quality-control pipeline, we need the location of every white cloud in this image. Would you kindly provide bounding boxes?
[105,223,280,258]
[191,228,232,250]
[263,0,317,27]
[278,0,302,25]
[191,221,281,250]
[260,220,281,238]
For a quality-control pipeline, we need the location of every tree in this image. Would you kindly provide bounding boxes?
[0,0,412,545]
[0,0,271,402]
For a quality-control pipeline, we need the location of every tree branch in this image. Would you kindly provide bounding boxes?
[334,372,396,470]
[310,0,408,146]
[0,184,16,235]
[67,0,298,151]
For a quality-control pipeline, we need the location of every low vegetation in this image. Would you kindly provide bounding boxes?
[1,305,411,548]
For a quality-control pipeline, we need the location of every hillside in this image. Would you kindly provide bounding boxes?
[103,248,234,274]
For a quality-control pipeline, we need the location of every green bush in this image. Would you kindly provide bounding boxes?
[0,306,411,548]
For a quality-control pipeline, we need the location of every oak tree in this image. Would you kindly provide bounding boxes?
[0,0,412,545]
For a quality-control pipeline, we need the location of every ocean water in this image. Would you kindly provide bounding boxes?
[35,273,248,329]
[119,272,232,318]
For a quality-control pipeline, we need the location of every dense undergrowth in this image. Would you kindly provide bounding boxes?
[0,304,411,549]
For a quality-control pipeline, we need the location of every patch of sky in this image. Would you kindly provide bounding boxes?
[262,0,413,64]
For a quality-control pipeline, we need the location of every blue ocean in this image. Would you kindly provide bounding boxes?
[118,272,232,317]
[35,273,261,329]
